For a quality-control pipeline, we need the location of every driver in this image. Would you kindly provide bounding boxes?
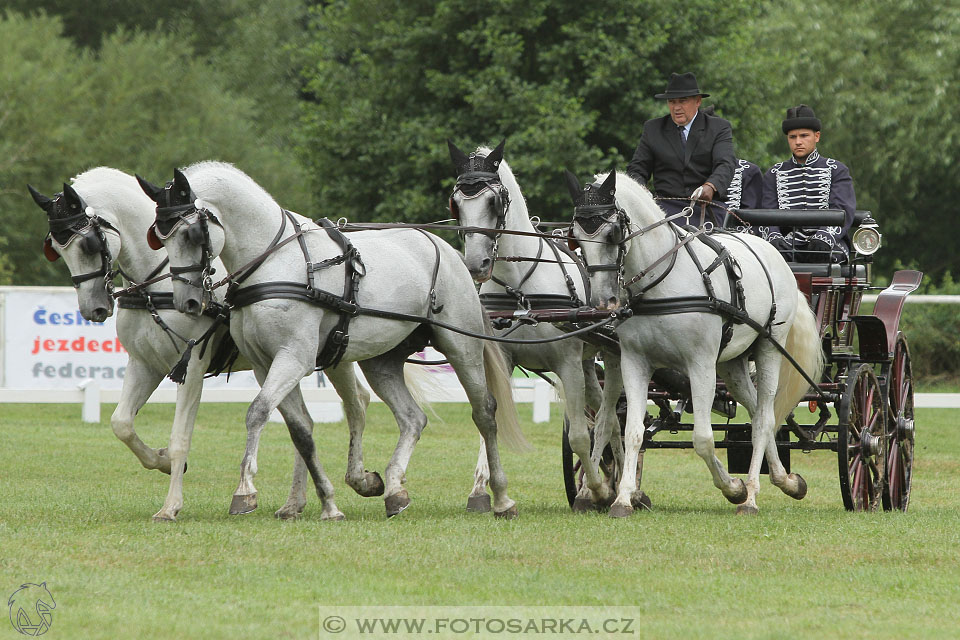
[761,104,856,263]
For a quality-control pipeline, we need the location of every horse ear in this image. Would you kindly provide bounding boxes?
[563,170,583,204]
[136,174,164,203]
[447,139,469,170]
[487,138,506,167]
[27,185,54,213]
[62,183,84,212]
[600,170,617,197]
[173,168,191,198]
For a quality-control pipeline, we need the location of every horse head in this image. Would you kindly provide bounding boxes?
[138,169,224,316]
[564,170,625,310]
[29,182,119,322]
[447,138,508,282]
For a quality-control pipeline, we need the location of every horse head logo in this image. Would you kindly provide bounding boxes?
[8,583,56,636]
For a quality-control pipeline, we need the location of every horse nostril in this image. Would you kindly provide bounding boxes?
[480,257,492,272]
[184,299,201,315]
[92,308,109,323]
[607,296,620,309]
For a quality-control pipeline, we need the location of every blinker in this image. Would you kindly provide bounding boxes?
[43,237,60,262]
[147,224,163,250]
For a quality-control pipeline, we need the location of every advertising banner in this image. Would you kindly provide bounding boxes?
[0,287,258,390]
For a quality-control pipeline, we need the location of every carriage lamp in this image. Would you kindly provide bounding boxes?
[851,215,882,255]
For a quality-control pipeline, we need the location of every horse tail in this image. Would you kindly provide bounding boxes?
[774,290,826,425]
[479,309,530,452]
[403,361,442,422]
[482,340,530,451]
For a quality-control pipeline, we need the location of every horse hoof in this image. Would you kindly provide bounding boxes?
[385,490,411,518]
[572,496,597,513]
[630,491,652,511]
[466,493,492,513]
[788,473,808,500]
[736,504,759,516]
[608,503,634,519]
[494,504,518,520]
[151,513,177,523]
[725,478,749,505]
[321,511,346,522]
[229,492,258,515]
[354,471,384,498]
[274,506,303,521]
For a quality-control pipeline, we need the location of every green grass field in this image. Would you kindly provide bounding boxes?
[2,402,959,639]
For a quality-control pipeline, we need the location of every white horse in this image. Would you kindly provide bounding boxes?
[29,167,375,522]
[140,162,524,518]
[448,140,631,511]
[566,170,824,516]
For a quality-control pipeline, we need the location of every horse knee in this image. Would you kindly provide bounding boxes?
[245,397,271,429]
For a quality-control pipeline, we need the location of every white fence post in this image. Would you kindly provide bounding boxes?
[532,377,552,423]
[79,380,100,423]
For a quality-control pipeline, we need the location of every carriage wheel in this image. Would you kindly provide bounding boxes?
[837,363,887,511]
[561,416,579,507]
[561,414,621,509]
[883,334,915,511]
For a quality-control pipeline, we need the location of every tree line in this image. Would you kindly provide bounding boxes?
[1,0,957,286]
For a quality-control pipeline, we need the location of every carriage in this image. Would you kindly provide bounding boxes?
[538,208,921,512]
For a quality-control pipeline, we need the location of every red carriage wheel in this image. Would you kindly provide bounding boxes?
[837,363,887,511]
[883,334,915,511]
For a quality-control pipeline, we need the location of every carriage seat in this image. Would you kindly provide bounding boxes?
[722,209,872,277]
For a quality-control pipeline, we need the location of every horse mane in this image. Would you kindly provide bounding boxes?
[598,171,662,228]
[475,146,530,223]
[182,160,279,214]
[70,167,155,219]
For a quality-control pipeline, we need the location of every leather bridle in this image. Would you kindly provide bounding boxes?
[44,206,119,293]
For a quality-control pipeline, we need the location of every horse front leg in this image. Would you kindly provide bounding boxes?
[609,355,650,518]
[275,387,344,521]
[230,354,312,515]
[109,356,168,472]
[153,349,207,522]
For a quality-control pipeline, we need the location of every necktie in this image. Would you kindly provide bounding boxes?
[679,125,687,150]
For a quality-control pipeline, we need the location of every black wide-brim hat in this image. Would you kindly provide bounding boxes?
[654,72,709,99]
[782,104,822,134]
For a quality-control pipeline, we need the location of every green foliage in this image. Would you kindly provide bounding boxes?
[0,11,310,285]
[298,0,764,225]
[752,0,960,281]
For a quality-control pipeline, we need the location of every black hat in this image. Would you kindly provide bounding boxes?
[782,104,821,134]
[654,72,709,100]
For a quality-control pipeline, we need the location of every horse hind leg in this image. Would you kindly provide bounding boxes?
[467,441,492,512]
[324,364,381,498]
[358,355,428,518]
[436,330,519,518]
[685,367,749,508]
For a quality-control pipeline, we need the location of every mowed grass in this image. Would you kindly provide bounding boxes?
[1,401,959,640]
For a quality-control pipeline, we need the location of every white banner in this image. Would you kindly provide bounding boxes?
[0,287,260,390]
